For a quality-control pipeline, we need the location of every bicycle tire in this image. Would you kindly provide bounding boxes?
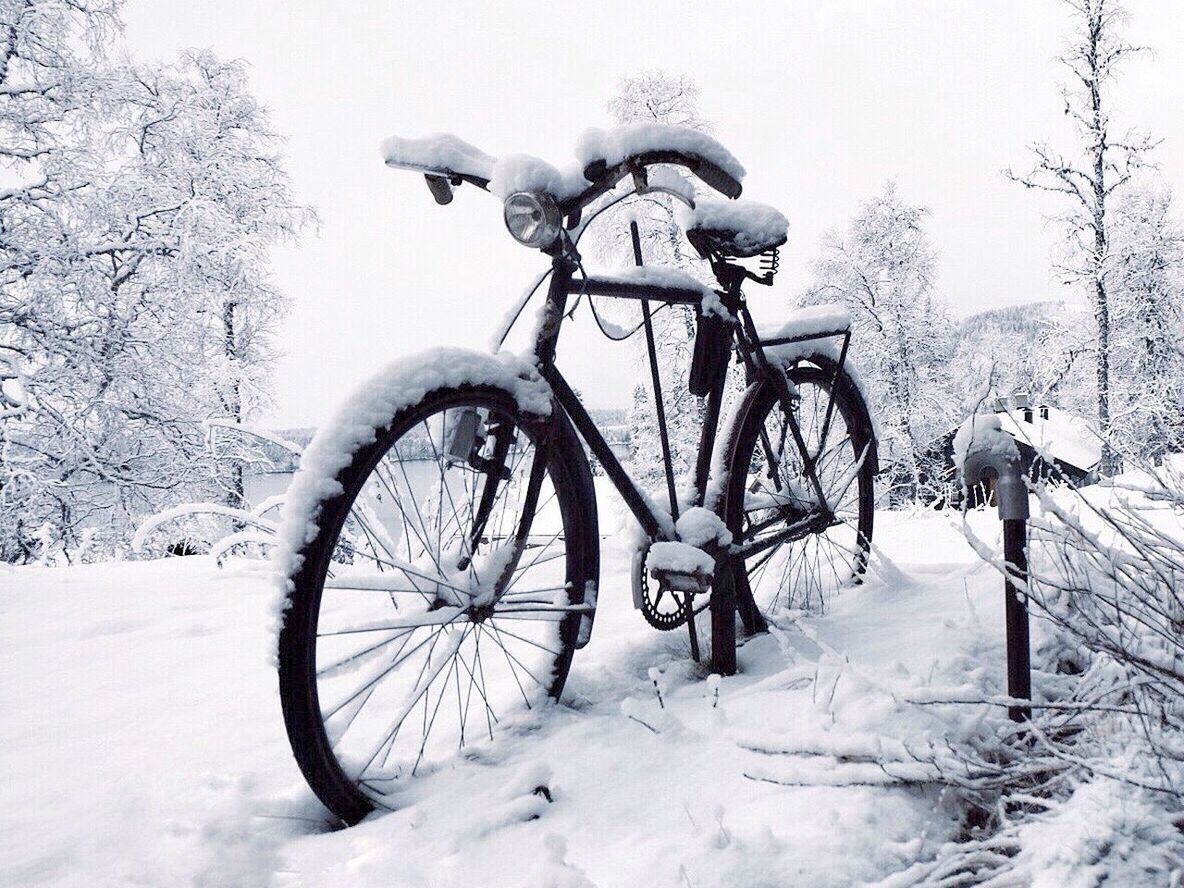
[722,358,876,627]
[277,384,597,824]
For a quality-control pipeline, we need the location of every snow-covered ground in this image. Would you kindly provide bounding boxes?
[1,504,1018,887]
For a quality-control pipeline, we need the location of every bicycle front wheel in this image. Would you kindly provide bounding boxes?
[724,360,875,616]
[278,385,596,824]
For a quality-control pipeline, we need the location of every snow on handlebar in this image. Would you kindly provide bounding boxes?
[382,123,747,209]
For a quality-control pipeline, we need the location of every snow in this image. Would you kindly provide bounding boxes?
[575,123,747,184]
[381,133,497,181]
[996,406,1101,472]
[593,265,729,318]
[647,540,715,576]
[1000,765,1183,887]
[382,125,747,202]
[753,304,879,443]
[10,481,1178,885]
[953,412,1020,475]
[677,198,788,253]
[270,347,553,652]
[644,165,696,205]
[132,501,279,554]
[759,304,852,343]
[675,505,733,548]
[0,506,1019,886]
[488,153,588,201]
[0,558,308,887]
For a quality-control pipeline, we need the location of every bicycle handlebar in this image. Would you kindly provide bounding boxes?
[580,151,742,202]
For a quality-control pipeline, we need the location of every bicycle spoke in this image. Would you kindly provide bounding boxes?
[317,626,416,678]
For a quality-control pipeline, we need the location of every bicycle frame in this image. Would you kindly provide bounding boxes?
[529,248,854,557]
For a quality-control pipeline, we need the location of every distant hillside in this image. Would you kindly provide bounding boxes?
[956,301,1066,338]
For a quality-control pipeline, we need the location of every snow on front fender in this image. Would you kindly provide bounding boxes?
[267,348,552,664]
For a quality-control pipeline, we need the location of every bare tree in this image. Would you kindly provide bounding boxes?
[1007,0,1156,476]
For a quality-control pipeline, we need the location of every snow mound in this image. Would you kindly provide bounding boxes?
[489,153,588,201]
[953,413,1019,474]
[675,506,732,548]
[382,133,497,181]
[648,540,714,576]
[575,123,746,184]
[269,348,553,658]
[678,199,788,252]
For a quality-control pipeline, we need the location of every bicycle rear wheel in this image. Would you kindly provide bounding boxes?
[724,360,875,617]
[278,385,596,824]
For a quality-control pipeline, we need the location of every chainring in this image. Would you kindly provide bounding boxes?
[633,541,710,631]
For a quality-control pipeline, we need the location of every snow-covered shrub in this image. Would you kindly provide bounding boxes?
[925,462,1184,884]
[132,424,295,563]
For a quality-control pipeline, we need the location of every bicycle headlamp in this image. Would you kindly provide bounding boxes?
[503,191,561,249]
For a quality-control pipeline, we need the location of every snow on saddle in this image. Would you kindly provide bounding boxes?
[679,198,789,259]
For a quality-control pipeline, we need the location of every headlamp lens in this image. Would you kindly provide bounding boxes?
[504,191,560,248]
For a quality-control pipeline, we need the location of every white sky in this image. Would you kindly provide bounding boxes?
[122,1,1184,427]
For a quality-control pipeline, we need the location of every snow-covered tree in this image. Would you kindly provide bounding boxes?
[946,302,1097,423]
[801,182,956,503]
[0,7,308,561]
[1008,0,1156,476]
[1107,185,1184,463]
[113,51,310,510]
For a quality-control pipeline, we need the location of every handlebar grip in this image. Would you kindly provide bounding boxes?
[693,159,742,200]
[425,174,454,205]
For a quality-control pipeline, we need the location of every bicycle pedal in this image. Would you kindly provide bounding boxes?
[649,566,711,595]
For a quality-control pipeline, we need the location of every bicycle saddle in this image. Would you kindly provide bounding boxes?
[680,199,789,259]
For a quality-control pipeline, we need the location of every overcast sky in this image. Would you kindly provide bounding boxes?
[123,1,1184,427]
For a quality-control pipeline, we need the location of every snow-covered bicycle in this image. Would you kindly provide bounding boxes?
[275,124,877,824]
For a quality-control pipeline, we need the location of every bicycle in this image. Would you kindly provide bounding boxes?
[275,124,878,825]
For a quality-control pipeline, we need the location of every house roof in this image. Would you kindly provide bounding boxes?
[995,407,1101,472]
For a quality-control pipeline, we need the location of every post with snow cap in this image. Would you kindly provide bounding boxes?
[956,414,1031,723]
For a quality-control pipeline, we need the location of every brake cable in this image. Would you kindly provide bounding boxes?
[491,267,553,352]
[571,192,679,343]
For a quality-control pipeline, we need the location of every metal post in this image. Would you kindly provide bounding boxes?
[961,444,1032,723]
[1002,518,1031,722]
[630,221,701,664]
